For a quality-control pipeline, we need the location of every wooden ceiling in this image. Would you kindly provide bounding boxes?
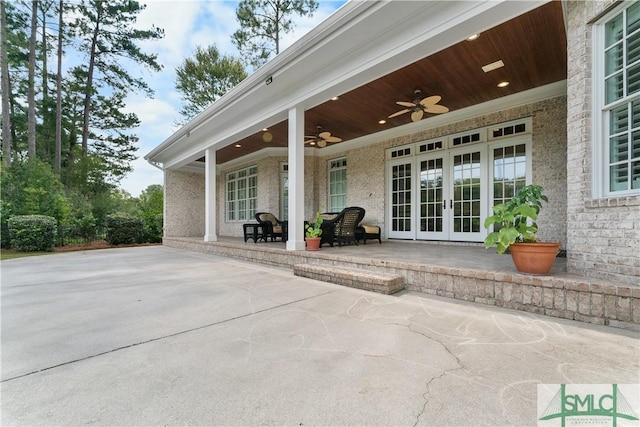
[213,1,567,164]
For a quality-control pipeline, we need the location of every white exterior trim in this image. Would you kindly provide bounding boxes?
[145,1,549,172]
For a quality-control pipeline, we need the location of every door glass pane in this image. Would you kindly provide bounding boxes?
[391,163,411,232]
[493,144,527,206]
[420,158,443,232]
[453,152,481,233]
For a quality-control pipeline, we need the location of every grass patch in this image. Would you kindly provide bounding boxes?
[0,249,52,260]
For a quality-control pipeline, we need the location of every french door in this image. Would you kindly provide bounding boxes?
[416,147,485,241]
[386,122,531,243]
[388,161,414,239]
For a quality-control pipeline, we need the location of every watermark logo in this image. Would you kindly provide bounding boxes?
[538,384,640,427]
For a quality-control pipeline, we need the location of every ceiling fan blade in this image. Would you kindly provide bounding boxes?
[396,101,416,108]
[411,110,424,122]
[424,104,450,114]
[317,139,327,148]
[318,131,332,139]
[388,109,410,118]
[304,139,316,144]
[325,136,342,143]
[419,95,441,107]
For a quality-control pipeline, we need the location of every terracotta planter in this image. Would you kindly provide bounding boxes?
[305,237,321,251]
[509,242,561,275]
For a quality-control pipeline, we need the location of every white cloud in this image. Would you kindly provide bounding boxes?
[119,157,164,197]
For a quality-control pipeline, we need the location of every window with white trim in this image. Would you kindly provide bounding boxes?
[328,157,347,212]
[596,2,640,195]
[226,165,257,221]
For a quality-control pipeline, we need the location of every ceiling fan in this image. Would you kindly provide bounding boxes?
[388,89,449,122]
[304,126,342,148]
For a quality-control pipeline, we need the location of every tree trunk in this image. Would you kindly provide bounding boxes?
[27,0,38,160]
[81,1,101,158]
[65,125,76,188]
[0,0,12,165]
[40,3,50,160]
[54,0,63,173]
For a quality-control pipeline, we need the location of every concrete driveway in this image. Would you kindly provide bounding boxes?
[1,246,638,426]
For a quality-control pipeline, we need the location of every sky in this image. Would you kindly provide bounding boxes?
[119,0,346,197]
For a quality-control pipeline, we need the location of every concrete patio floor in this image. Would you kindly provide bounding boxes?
[1,246,638,426]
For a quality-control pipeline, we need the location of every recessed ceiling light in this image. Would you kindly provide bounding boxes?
[331,96,339,101]
[378,119,386,124]
[467,34,480,41]
[262,128,268,132]
[309,141,316,146]
[497,81,510,88]
[482,60,505,73]
[235,144,242,148]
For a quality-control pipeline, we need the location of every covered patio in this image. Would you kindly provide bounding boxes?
[163,237,639,331]
[148,0,639,329]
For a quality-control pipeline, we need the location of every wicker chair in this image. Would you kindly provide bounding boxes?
[333,207,366,246]
[255,212,285,241]
[318,212,340,247]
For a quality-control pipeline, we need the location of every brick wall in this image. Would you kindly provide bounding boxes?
[165,96,568,246]
[164,169,205,237]
[317,96,568,243]
[565,0,640,286]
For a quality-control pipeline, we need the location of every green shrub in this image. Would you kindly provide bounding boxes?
[142,213,163,243]
[60,213,99,244]
[106,215,143,245]
[8,215,58,252]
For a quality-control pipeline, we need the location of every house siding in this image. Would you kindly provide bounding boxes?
[566,0,640,286]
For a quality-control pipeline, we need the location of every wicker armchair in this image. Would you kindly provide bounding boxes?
[333,207,366,246]
[255,212,285,241]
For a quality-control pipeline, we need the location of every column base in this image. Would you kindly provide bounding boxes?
[286,240,306,251]
[204,234,218,242]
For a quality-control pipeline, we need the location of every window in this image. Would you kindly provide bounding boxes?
[596,2,640,195]
[226,166,257,221]
[328,157,347,212]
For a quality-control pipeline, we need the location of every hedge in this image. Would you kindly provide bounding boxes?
[106,215,143,245]
[8,215,58,252]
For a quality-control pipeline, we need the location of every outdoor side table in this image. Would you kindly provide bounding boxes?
[243,223,265,243]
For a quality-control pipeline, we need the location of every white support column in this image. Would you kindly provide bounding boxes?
[204,147,218,242]
[286,106,306,251]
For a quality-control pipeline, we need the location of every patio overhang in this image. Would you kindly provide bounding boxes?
[145,0,562,171]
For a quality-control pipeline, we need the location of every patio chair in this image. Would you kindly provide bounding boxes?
[319,212,340,247]
[333,207,366,247]
[255,212,285,241]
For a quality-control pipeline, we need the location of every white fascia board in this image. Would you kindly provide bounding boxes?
[148,0,550,170]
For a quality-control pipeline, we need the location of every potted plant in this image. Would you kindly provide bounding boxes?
[305,212,323,251]
[484,184,561,275]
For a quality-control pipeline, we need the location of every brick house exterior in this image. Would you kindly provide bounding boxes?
[149,1,639,287]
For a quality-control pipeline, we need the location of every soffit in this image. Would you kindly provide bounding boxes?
[210,1,566,165]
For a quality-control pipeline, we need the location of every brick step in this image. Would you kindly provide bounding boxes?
[293,263,405,295]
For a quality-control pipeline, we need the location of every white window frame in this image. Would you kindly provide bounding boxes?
[592,1,640,197]
[328,157,347,212]
[226,165,257,222]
